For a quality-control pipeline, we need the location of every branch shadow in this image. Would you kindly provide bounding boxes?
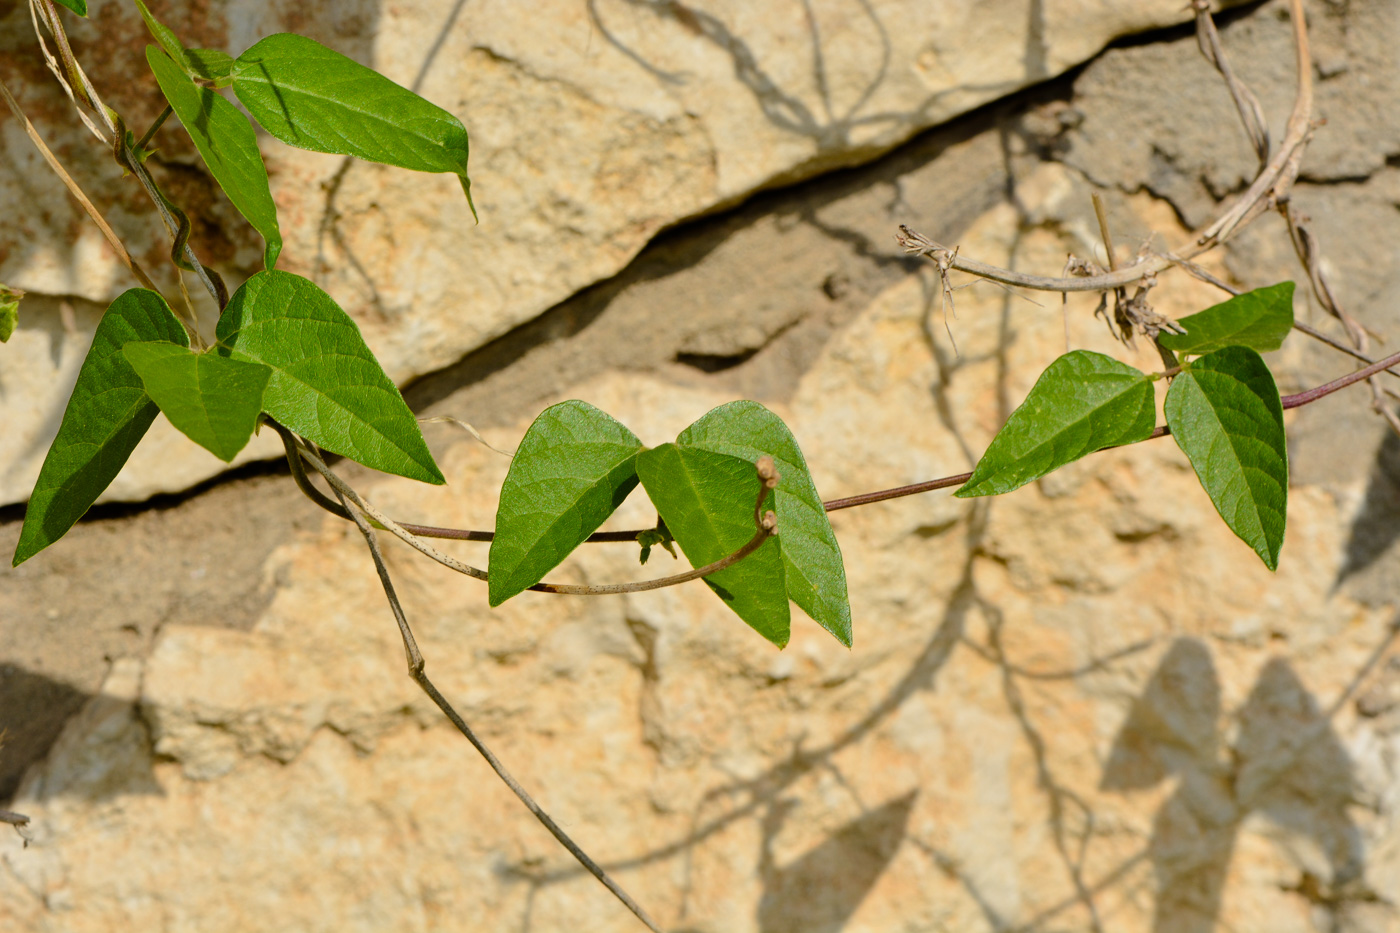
[588,0,890,149]
[586,0,1016,152]
[310,0,469,320]
[502,501,990,932]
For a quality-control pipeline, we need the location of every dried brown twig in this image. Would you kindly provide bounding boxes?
[0,79,159,293]
[898,0,1399,435]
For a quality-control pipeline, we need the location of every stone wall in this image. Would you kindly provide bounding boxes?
[3,1,1400,931]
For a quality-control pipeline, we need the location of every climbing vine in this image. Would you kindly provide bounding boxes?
[4,0,1400,928]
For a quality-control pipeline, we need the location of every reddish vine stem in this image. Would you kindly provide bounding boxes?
[275,421,781,596]
[281,348,1400,537]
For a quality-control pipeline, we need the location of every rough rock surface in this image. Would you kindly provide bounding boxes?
[0,0,1243,505]
[4,1,1400,931]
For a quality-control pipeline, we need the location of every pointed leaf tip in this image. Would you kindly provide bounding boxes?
[637,443,790,647]
[14,289,187,566]
[676,401,852,647]
[231,33,473,211]
[1165,346,1287,570]
[1158,282,1295,356]
[146,46,282,270]
[216,270,443,484]
[957,350,1155,498]
[123,342,271,462]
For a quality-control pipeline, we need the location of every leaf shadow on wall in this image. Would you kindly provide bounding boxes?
[0,665,162,808]
[754,791,917,933]
[1335,430,1400,595]
[1101,638,1368,933]
[0,666,89,804]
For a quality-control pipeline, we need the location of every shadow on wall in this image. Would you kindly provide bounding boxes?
[1337,430,1400,592]
[756,791,917,933]
[0,666,88,803]
[0,664,160,807]
[586,0,1056,154]
[1101,638,1367,933]
[587,0,895,150]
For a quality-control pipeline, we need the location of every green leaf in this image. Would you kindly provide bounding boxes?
[186,49,234,81]
[0,283,21,342]
[1165,346,1287,570]
[122,341,270,462]
[146,46,282,270]
[676,401,851,647]
[132,0,188,74]
[215,270,444,484]
[1158,282,1295,356]
[14,289,188,566]
[50,0,86,16]
[956,351,1156,498]
[230,33,473,213]
[489,401,644,606]
[637,444,789,647]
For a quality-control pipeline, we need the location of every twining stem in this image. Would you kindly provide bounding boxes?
[274,422,781,596]
[27,1,228,311]
[1280,349,1400,409]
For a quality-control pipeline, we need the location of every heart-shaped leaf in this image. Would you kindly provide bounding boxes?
[146,46,282,269]
[489,401,644,606]
[123,341,271,462]
[957,350,1155,498]
[637,443,789,647]
[1158,282,1295,356]
[1165,346,1287,570]
[676,401,851,647]
[14,289,188,566]
[230,33,474,214]
[216,270,443,484]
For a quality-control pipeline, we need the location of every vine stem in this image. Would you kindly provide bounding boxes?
[275,422,782,596]
[327,479,664,932]
[301,434,783,931]
[280,348,1400,535]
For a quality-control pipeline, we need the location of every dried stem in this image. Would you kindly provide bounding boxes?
[897,0,1315,296]
[0,79,160,293]
[1191,0,1269,165]
[27,1,228,310]
[1197,0,1312,246]
[0,809,30,828]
